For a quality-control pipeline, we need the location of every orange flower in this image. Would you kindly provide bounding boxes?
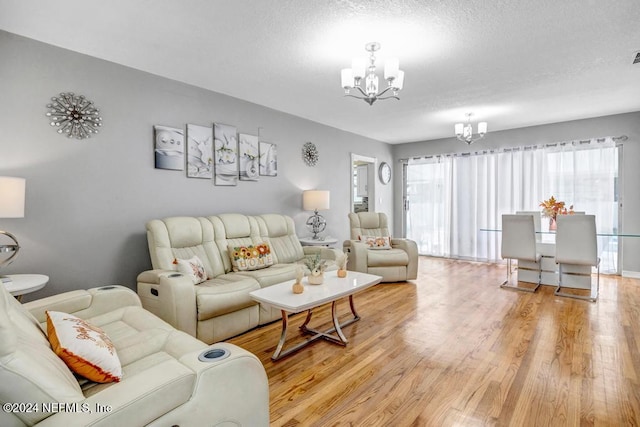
[539,196,566,219]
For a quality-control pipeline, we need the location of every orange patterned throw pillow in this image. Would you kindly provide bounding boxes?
[229,242,274,271]
[359,235,392,250]
[46,311,122,383]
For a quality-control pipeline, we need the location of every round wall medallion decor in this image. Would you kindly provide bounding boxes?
[46,92,103,139]
[379,161,391,184]
[302,142,319,166]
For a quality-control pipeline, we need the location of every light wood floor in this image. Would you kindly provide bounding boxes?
[228,257,640,426]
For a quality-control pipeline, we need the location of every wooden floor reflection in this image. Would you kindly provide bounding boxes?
[228,256,640,426]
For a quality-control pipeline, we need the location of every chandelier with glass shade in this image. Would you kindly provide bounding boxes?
[455,113,488,144]
[341,42,405,106]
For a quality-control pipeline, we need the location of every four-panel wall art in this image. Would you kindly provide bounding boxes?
[153,123,277,185]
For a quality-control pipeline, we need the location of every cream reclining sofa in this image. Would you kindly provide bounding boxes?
[344,212,419,282]
[0,283,269,426]
[137,213,342,344]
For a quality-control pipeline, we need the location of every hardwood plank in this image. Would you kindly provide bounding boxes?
[227,257,640,426]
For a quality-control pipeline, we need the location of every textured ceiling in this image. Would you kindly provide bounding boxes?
[1,0,639,144]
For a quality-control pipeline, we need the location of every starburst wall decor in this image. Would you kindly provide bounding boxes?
[46,92,103,139]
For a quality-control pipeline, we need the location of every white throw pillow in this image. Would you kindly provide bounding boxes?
[359,235,392,250]
[46,311,122,383]
[174,255,208,284]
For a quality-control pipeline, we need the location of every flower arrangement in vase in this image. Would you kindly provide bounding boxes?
[304,254,327,285]
[336,253,348,278]
[292,265,304,294]
[539,196,574,230]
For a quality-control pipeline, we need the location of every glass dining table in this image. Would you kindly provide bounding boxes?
[480,228,640,285]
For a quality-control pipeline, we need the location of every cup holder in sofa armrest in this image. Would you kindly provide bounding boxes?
[198,347,231,362]
[97,286,117,291]
[168,273,182,278]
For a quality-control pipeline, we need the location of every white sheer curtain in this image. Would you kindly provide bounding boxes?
[405,156,452,257]
[406,138,619,273]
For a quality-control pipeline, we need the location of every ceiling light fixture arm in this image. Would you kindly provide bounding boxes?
[345,85,399,105]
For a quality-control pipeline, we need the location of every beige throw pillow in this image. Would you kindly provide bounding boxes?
[229,243,274,271]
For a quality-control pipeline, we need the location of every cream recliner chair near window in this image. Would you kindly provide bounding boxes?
[344,212,418,282]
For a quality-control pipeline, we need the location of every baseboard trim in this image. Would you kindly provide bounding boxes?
[622,270,640,279]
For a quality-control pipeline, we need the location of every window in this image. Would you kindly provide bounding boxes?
[405,138,619,273]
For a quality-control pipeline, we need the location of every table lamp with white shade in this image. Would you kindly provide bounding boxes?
[0,177,26,283]
[303,190,330,240]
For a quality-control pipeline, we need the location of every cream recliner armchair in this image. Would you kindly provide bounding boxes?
[0,283,269,426]
[344,212,418,282]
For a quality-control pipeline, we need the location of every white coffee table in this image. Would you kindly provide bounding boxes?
[250,270,382,360]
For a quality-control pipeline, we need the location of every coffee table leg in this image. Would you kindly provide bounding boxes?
[349,295,360,321]
[272,309,289,361]
[304,296,362,344]
[271,296,363,361]
[327,295,361,331]
[299,309,313,333]
[331,301,348,343]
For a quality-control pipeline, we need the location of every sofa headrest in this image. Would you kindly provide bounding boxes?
[348,212,391,239]
[0,283,18,357]
[168,217,207,247]
[358,212,388,229]
[0,284,84,425]
[217,213,257,239]
[258,214,291,237]
[147,217,206,248]
[0,282,49,356]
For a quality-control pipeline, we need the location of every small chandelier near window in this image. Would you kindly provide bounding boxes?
[341,42,405,106]
[455,113,488,145]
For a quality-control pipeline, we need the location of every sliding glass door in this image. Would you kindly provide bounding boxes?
[404,138,620,273]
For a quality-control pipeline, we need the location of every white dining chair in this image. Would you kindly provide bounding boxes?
[555,214,599,301]
[501,214,541,292]
[516,211,542,242]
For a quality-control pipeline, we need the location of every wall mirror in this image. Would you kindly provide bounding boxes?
[351,153,376,213]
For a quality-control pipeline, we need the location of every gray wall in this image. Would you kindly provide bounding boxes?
[3,29,637,302]
[0,31,394,300]
[392,112,640,274]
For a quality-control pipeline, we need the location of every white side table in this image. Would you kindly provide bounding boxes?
[299,236,339,247]
[3,274,49,301]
